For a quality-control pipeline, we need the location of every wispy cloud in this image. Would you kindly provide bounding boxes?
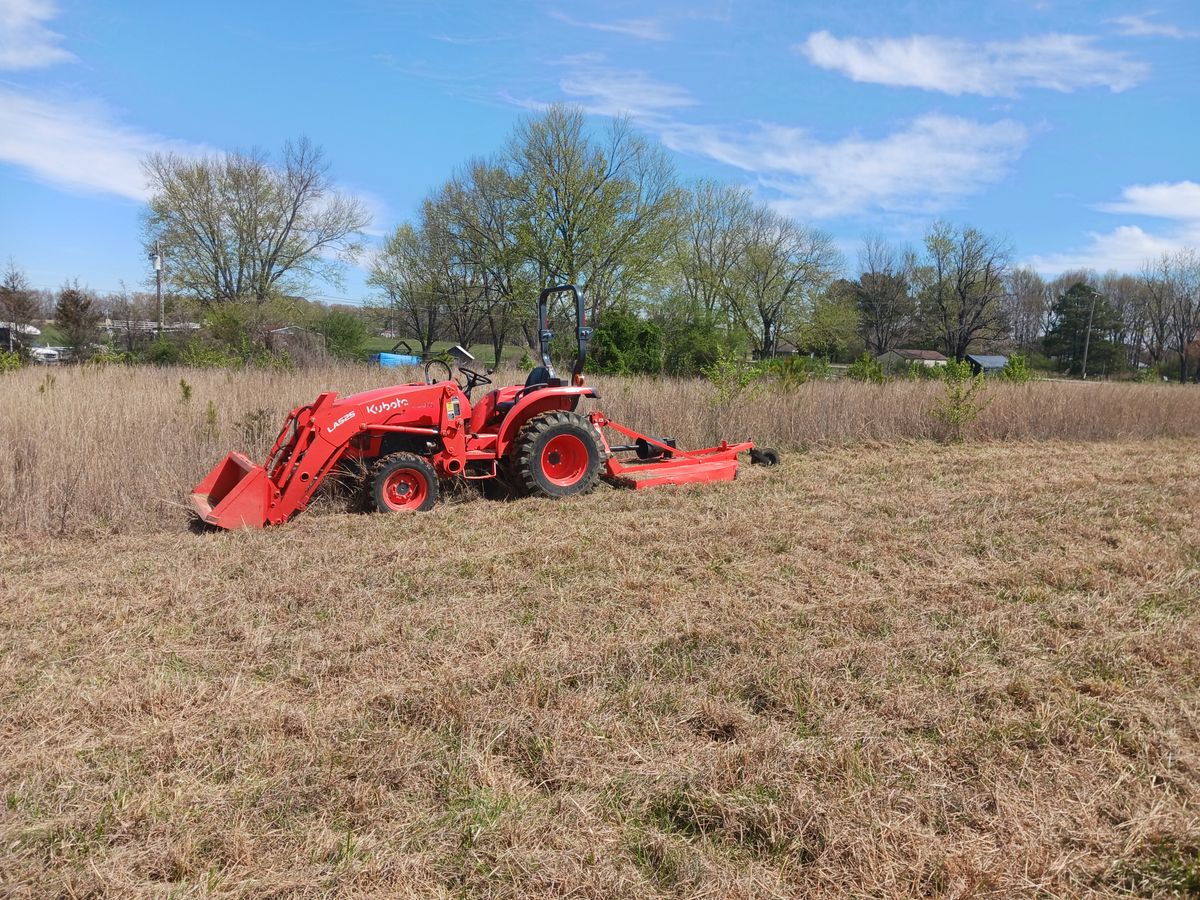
[1029,224,1200,274]
[1107,13,1199,39]
[542,58,1028,219]
[0,88,207,200]
[0,0,73,70]
[429,32,513,46]
[657,114,1028,219]
[1032,182,1200,273]
[1098,181,1200,220]
[558,55,696,117]
[549,11,669,42]
[797,30,1148,96]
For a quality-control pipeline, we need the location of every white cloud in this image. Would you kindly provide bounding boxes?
[1097,181,1200,220]
[1032,182,1200,274]
[540,58,1029,219]
[1029,224,1200,274]
[1107,13,1199,39]
[658,114,1028,218]
[797,30,1148,96]
[0,88,208,200]
[0,0,73,70]
[549,11,669,42]
[559,58,696,117]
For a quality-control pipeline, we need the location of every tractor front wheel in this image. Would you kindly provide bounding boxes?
[513,411,603,499]
[370,453,439,512]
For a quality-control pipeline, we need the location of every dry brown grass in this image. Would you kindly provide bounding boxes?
[2,364,1200,535]
[2,439,1199,897]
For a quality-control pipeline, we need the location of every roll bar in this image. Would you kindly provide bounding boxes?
[537,284,592,381]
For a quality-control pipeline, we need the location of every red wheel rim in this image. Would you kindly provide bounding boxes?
[382,467,427,510]
[540,434,589,487]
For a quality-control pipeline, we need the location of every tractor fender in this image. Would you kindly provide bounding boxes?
[494,386,598,458]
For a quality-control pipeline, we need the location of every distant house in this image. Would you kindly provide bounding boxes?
[878,348,948,371]
[966,354,1008,376]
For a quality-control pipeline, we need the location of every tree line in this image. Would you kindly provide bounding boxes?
[361,105,1200,379]
[4,104,1198,380]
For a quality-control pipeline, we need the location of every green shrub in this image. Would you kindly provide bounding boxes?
[847,352,886,384]
[761,355,831,388]
[931,359,989,442]
[998,354,1034,383]
[0,350,23,373]
[590,305,663,375]
[899,360,942,380]
[317,309,368,360]
[703,349,762,402]
[1137,364,1165,384]
[662,318,731,377]
[180,341,242,369]
[87,348,136,367]
[140,337,184,366]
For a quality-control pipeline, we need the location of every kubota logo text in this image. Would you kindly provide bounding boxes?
[327,411,356,432]
[365,397,409,415]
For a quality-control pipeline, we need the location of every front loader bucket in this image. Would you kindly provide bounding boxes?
[191,452,272,529]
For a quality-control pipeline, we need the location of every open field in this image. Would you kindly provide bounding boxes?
[2,437,1199,896]
[4,364,1200,535]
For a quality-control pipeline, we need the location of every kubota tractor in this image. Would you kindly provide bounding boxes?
[192,285,777,529]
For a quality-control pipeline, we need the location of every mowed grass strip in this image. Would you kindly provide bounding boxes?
[2,441,1199,897]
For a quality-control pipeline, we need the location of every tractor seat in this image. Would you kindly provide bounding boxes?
[493,366,555,416]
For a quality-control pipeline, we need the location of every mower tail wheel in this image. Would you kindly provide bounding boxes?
[513,411,603,498]
[370,452,439,512]
[750,447,781,467]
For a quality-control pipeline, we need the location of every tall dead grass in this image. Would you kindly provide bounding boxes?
[2,363,1199,534]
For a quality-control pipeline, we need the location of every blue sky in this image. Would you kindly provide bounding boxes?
[1,0,1198,299]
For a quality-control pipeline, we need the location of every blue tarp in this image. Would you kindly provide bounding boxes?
[372,352,423,367]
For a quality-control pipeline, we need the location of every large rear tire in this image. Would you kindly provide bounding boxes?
[370,453,439,512]
[513,411,603,499]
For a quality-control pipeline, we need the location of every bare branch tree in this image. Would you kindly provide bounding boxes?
[919,222,1011,360]
[142,137,369,305]
[727,208,841,357]
[1,259,39,337]
[675,180,755,320]
[856,235,916,354]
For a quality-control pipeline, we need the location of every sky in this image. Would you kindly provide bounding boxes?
[1,0,1198,300]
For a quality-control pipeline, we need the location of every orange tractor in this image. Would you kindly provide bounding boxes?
[192,285,777,529]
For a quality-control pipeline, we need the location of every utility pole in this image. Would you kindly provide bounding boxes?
[1080,289,1102,380]
[151,241,163,338]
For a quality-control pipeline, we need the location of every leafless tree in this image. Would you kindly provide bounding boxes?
[1,259,39,337]
[1157,249,1200,382]
[675,180,755,320]
[436,161,532,365]
[919,222,1012,360]
[1004,267,1050,351]
[368,221,445,357]
[856,236,916,354]
[727,208,842,357]
[143,137,369,305]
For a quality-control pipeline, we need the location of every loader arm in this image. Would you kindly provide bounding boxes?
[192,383,467,528]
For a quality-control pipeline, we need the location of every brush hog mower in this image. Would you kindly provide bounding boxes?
[191,286,779,529]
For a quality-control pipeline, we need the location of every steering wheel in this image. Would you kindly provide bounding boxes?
[424,358,452,384]
[458,365,492,397]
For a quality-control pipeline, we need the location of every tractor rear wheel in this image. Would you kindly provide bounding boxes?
[513,411,603,498]
[370,453,439,512]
